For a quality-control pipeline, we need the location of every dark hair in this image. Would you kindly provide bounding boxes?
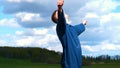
[51,10,58,24]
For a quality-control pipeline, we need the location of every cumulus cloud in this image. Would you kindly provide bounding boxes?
[0,40,7,46]
[0,0,91,28]
[83,42,120,52]
[14,26,61,51]
[77,0,119,16]
[16,12,43,22]
[47,44,62,52]
[1,0,55,28]
[85,13,99,18]
[78,0,120,42]
[16,37,34,46]
[7,0,34,3]
[2,0,52,14]
[0,26,61,52]
[15,28,48,36]
[2,0,89,15]
[0,18,20,27]
[15,12,53,28]
[100,13,120,26]
[82,42,120,56]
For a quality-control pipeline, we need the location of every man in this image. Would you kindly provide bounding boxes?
[51,0,87,68]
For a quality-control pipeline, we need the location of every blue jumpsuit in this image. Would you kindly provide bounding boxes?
[56,10,85,68]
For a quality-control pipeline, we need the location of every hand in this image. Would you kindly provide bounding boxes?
[82,20,87,25]
[57,0,64,12]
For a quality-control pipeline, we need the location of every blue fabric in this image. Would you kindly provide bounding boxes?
[56,10,85,68]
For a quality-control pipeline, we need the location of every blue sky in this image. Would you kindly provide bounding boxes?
[0,0,120,56]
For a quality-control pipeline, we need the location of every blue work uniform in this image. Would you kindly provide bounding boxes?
[56,10,85,68]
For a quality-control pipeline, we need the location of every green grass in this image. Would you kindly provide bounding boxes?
[83,64,120,68]
[0,57,60,68]
[0,57,120,68]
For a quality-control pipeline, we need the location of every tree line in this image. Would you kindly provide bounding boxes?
[0,47,120,65]
[82,55,120,65]
[0,47,61,64]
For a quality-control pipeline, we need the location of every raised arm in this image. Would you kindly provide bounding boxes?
[57,0,64,12]
[74,20,87,35]
[57,0,66,26]
[56,0,66,36]
[58,9,66,26]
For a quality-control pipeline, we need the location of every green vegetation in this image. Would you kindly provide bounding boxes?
[0,57,120,68]
[0,47,61,64]
[82,55,120,65]
[83,64,120,68]
[0,47,120,68]
[0,57,61,68]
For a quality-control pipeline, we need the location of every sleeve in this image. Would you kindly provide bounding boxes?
[56,9,66,36]
[74,23,85,36]
[58,9,66,26]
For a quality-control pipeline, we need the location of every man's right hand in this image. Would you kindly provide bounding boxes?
[57,0,64,12]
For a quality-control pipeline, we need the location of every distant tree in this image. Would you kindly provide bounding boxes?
[0,47,120,64]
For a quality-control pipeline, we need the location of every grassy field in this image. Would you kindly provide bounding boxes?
[0,57,120,68]
[0,57,60,68]
[83,64,120,68]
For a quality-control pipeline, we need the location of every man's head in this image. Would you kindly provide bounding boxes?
[51,0,65,24]
[51,10,58,24]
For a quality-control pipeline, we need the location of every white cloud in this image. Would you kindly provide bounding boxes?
[0,40,7,46]
[7,0,21,3]
[15,12,53,28]
[36,34,59,47]
[85,0,118,13]
[7,0,34,3]
[85,12,99,18]
[100,13,120,25]
[6,0,54,4]
[16,37,34,46]
[16,12,44,22]
[14,27,62,52]
[0,18,20,27]
[82,42,120,52]
[100,0,119,12]
[47,45,62,52]
[15,31,24,35]
[82,41,120,56]
[15,28,48,36]
[76,0,120,19]
[33,28,48,35]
